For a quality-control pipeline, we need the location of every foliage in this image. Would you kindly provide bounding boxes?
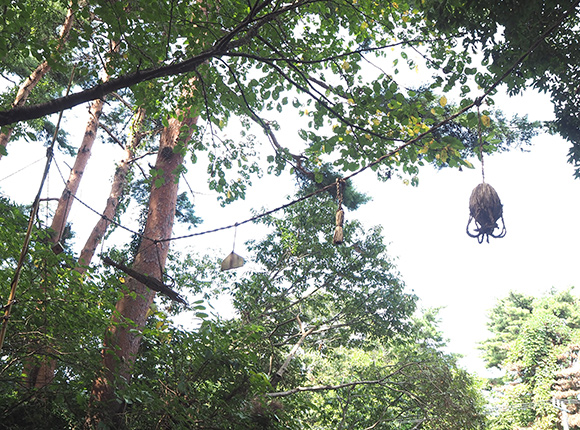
[1,0,538,193]
[0,194,487,429]
[0,197,118,428]
[1,0,557,427]
[233,194,415,345]
[481,288,580,429]
[419,0,580,177]
[93,193,487,429]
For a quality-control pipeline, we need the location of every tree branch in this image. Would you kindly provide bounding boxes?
[0,51,213,126]
[266,376,391,398]
[0,0,316,127]
[270,324,316,388]
[101,256,187,305]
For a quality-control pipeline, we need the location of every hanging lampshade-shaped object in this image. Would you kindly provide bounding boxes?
[221,251,245,271]
[466,182,506,244]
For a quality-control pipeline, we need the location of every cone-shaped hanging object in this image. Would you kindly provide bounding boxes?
[221,251,245,271]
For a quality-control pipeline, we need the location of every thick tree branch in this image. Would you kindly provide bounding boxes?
[0,0,314,127]
[101,256,187,305]
[0,52,213,126]
[271,324,316,388]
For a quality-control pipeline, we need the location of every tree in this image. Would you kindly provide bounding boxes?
[86,193,487,429]
[76,107,147,271]
[481,288,580,430]
[0,190,487,429]
[0,0,552,427]
[0,1,75,157]
[0,197,119,429]
[90,109,198,425]
[419,0,580,177]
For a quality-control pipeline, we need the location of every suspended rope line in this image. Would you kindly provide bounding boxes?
[38,0,578,257]
[0,67,75,352]
[159,7,571,244]
[0,156,45,182]
[51,157,146,239]
[160,181,336,243]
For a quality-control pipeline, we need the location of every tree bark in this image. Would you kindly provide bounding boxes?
[48,98,105,247]
[24,96,106,389]
[90,112,197,425]
[25,41,118,389]
[76,107,146,272]
[0,4,75,158]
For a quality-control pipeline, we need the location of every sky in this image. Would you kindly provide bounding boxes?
[2,71,580,379]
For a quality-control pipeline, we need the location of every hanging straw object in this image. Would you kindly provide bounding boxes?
[466,106,507,244]
[221,224,245,271]
[333,179,345,245]
[466,182,506,244]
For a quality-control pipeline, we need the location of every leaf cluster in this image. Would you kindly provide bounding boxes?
[480,288,580,429]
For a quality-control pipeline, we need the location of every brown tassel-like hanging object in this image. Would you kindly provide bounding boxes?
[333,179,345,245]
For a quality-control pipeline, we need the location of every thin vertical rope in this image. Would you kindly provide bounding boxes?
[0,67,75,352]
[478,104,485,183]
[232,223,238,251]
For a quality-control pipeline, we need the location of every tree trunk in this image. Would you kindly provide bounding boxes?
[0,4,75,158]
[90,112,197,425]
[48,98,105,248]
[50,39,121,247]
[24,98,105,390]
[25,42,119,388]
[76,107,146,272]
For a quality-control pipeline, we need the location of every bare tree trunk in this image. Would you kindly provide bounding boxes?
[90,112,197,425]
[47,98,105,248]
[76,108,146,272]
[49,39,122,247]
[25,42,119,389]
[0,4,75,158]
[23,99,106,390]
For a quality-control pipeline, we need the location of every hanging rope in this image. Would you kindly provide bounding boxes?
[477,104,485,183]
[0,67,75,352]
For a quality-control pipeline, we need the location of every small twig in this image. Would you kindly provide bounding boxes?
[99,122,125,148]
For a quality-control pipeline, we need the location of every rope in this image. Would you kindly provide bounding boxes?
[0,67,75,352]
[0,157,44,182]
[20,0,578,258]
[478,104,485,183]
